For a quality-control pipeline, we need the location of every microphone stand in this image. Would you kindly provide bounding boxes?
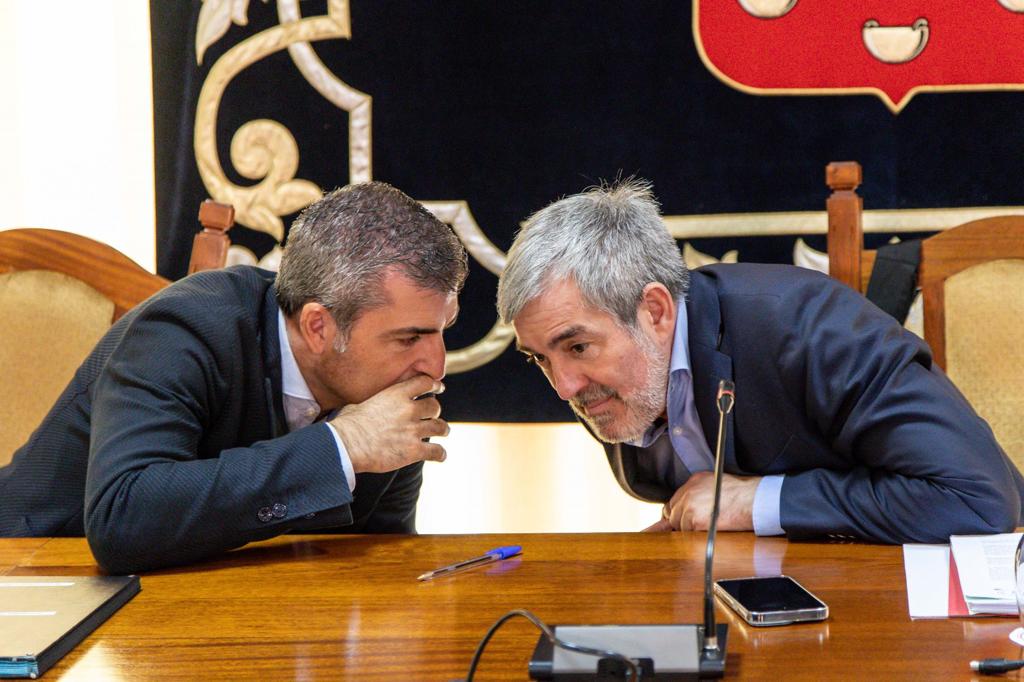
[702,380,734,662]
[528,380,734,680]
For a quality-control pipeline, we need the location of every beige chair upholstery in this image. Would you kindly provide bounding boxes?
[944,260,1024,470]
[825,161,1024,472]
[0,217,233,466]
[0,271,116,463]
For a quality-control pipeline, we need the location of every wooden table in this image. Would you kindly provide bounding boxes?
[2,533,1018,680]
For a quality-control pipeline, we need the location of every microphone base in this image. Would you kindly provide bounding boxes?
[527,623,727,680]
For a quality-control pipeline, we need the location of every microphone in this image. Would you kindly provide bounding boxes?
[716,381,735,415]
[528,379,734,680]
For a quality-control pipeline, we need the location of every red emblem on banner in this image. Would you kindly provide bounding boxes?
[694,0,1024,113]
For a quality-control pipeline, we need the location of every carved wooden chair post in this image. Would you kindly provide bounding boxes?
[189,200,235,275]
[825,161,867,293]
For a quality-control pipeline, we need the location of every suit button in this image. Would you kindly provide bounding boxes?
[271,503,287,519]
[304,513,316,519]
[257,506,273,523]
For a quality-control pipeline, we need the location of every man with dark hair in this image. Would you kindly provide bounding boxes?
[497,180,1024,544]
[0,182,468,573]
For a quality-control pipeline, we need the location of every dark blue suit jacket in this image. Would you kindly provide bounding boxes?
[604,264,1024,543]
[0,267,422,572]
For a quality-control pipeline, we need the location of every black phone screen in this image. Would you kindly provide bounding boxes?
[716,576,825,612]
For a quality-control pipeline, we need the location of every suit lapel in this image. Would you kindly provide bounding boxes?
[686,270,737,472]
[611,443,677,502]
[588,417,670,502]
[606,442,643,500]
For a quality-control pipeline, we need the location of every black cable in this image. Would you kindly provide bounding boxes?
[971,658,1024,675]
[464,608,640,681]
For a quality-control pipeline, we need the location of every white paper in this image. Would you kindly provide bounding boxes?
[950,533,1022,598]
[950,533,1023,616]
[902,544,950,618]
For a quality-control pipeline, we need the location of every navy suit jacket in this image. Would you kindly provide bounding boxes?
[603,264,1024,543]
[0,266,422,573]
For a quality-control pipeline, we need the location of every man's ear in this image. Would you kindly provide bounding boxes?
[638,282,676,338]
[297,302,338,355]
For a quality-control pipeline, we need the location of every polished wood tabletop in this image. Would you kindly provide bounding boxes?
[2,533,1018,680]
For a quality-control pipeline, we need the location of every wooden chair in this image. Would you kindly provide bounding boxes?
[826,161,1024,469]
[0,201,234,465]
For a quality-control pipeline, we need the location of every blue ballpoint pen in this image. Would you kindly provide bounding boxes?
[417,545,522,581]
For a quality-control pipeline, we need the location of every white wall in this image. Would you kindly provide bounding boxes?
[0,2,156,270]
[419,423,662,533]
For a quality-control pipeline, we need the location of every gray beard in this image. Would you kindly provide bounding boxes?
[570,328,670,444]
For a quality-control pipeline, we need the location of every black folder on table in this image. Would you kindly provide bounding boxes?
[0,576,140,679]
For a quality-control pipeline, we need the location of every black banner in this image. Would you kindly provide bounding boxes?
[151,1,1024,421]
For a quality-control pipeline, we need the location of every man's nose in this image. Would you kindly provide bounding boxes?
[417,334,447,380]
[551,363,586,401]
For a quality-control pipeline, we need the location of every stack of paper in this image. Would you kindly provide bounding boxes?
[950,533,1023,616]
[902,532,1023,618]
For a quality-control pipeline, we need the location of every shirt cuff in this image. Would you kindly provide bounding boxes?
[324,422,356,493]
[752,475,785,536]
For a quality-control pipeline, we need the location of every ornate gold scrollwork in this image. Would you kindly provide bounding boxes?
[422,201,506,277]
[193,0,513,372]
[422,201,515,373]
[276,0,371,184]
[194,1,350,240]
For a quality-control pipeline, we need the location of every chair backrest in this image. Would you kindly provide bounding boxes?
[825,161,1024,470]
[0,203,235,465]
[0,229,169,463]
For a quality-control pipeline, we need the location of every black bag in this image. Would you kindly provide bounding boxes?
[865,239,921,324]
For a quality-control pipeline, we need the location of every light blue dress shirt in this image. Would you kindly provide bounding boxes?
[278,309,356,492]
[629,301,784,536]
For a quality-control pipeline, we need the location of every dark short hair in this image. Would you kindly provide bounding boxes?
[275,182,468,340]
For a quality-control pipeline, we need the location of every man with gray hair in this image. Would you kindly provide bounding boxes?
[498,180,1023,544]
[0,182,467,572]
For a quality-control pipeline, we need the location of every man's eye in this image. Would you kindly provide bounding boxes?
[570,343,588,355]
[400,335,420,347]
[527,353,546,365]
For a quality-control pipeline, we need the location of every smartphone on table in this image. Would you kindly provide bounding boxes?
[714,575,828,627]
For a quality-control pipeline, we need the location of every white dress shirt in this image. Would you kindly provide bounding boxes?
[278,309,356,492]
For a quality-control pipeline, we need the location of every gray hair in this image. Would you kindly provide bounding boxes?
[497,179,688,327]
[275,182,468,343]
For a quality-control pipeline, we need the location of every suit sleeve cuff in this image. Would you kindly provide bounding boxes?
[324,422,356,492]
[752,475,785,536]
